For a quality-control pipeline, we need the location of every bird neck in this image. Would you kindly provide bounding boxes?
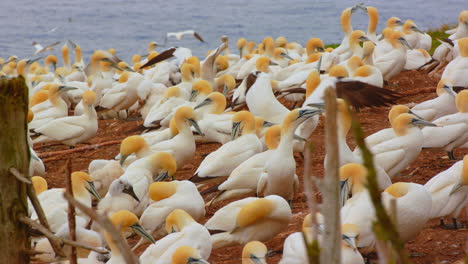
[367,9,378,34]
[341,9,353,35]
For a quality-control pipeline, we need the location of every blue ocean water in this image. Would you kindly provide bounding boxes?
[0,0,465,61]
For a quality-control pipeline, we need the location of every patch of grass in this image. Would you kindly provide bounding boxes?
[325,43,339,49]
[426,24,456,54]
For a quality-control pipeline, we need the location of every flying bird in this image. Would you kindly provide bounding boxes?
[32,41,61,55]
[166,30,205,43]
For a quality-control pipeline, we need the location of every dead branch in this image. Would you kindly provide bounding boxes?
[65,159,77,264]
[37,140,122,159]
[10,167,31,184]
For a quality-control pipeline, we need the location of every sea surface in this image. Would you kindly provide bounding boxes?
[0,0,465,61]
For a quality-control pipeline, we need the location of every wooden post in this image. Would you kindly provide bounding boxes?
[0,77,31,263]
[65,159,77,264]
[320,88,341,264]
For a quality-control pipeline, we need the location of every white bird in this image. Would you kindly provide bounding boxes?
[411,79,458,121]
[205,195,291,249]
[88,159,125,197]
[424,155,468,228]
[405,49,432,70]
[441,38,468,87]
[140,209,211,264]
[32,41,60,55]
[139,181,205,243]
[258,109,322,201]
[100,72,144,112]
[191,111,262,183]
[362,113,436,177]
[422,90,468,160]
[95,178,140,219]
[374,31,411,81]
[33,90,98,146]
[166,30,205,42]
[241,241,268,264]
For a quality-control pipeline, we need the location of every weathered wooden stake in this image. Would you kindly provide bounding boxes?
[0,77,30,263]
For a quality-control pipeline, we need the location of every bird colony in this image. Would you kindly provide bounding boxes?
[2,4,467,264]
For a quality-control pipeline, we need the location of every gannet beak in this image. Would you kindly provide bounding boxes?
[232,121,241,140]
[316,47,325,53]
[411,118,436,127]
[396,20,404,26]
[378,35,385,41]
[339,179,349,207]
[449,182,462,196]
[188,258,210,264]
[306,103,326,109]
[359,36,371,43]
[154,171,169,182]
[120,155,129,165]
[280,52,294,60]
[122,184,140,202]
[269,61,278,66]
[222,84,229,96]
[27,57,43,65]
[342,234,357,249]
[189,90,198,101]
[262,121,274,127]
[68,40,77,50]
[194,98,212,109]
[131,223,155,244]
[58,86,78,92]
[411,26,424,34]
[443,84,458,97]
[124,66,136,72]
[189,118,204,136]
[249,254,267,264]
[298,108,323,119]
[407,110,424,120]
[399,37,413,49]
[86,181,102,200]
[293,134,307,142]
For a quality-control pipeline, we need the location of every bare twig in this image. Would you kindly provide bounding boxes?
[63,193,138,264]
[320,88,341,264]
[10,167,32,184]
[65,159,77,264]
[19,216,108,254]
[37,140,121,159]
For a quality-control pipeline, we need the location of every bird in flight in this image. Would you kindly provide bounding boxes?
[165,30,205,43]
[32,41,61,55]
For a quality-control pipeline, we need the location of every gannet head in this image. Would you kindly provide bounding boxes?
[450,155,468,195]
[148,151,177,181]
[275,36,288,48]
[274,48,293,61]
[242,241,267,264]
[181,63,196,82]
[339,163,368,204]
[255,56,273,73]
[392,113,436,136]
[281,108,323,135]
[82,90,97,107]
[435,79,456,97]
[306,70,320,97]
[108,48,116,56]
[342,223,359,249]
[215,55,229,72]
[232,111,256,139]
[30,91,49,106]
[164,86,182,99]
[118,71,130,83]
[109,210,155,243]
[133,62,143,73]
[236,198,274,227]
[71,171,101,200]
[109,179,140,202]
[347,56,364,71]
[119,135,149,164]
[306,53,321,64]
[175,106,204,136]
[194,92,226,114]
[171,246,208,264]
[362,41,375,58]
[384,182,409,198]
[132,54,141,65]
[186,56,201,77]
[353,65,372,78]
[350,30,370,47]
[388,105,412,126]
[403,19,423,34]
[386,17,403,29]
[237,38,248,49]
[27,109,34,123]
[264,125,281,150]
[165,209,195,233]
[458,37,468,58]
[390,31,412,49]
[456,90,468,113]
[149,181,177,202]
[217,74,236,95]
[148,41,158,52]
[329,65,349,78]
[263,37,275,56]
[45,55,58,70]
[191,80,213,101]
[32,176,48,195]
[254,116,267,137]
[459,10,468,25]
[117,61,133,73]
[306,38,325,55]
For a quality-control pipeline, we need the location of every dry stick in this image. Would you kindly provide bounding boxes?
[18,216,108,254]
[63,193,138,264]
[350,111,411,264]
[37,140,122,159]
[320,88,341,264]
[65,159,77,264]
[303,142,320,264]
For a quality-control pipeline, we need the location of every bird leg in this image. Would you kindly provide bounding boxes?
[440,218,462,230]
